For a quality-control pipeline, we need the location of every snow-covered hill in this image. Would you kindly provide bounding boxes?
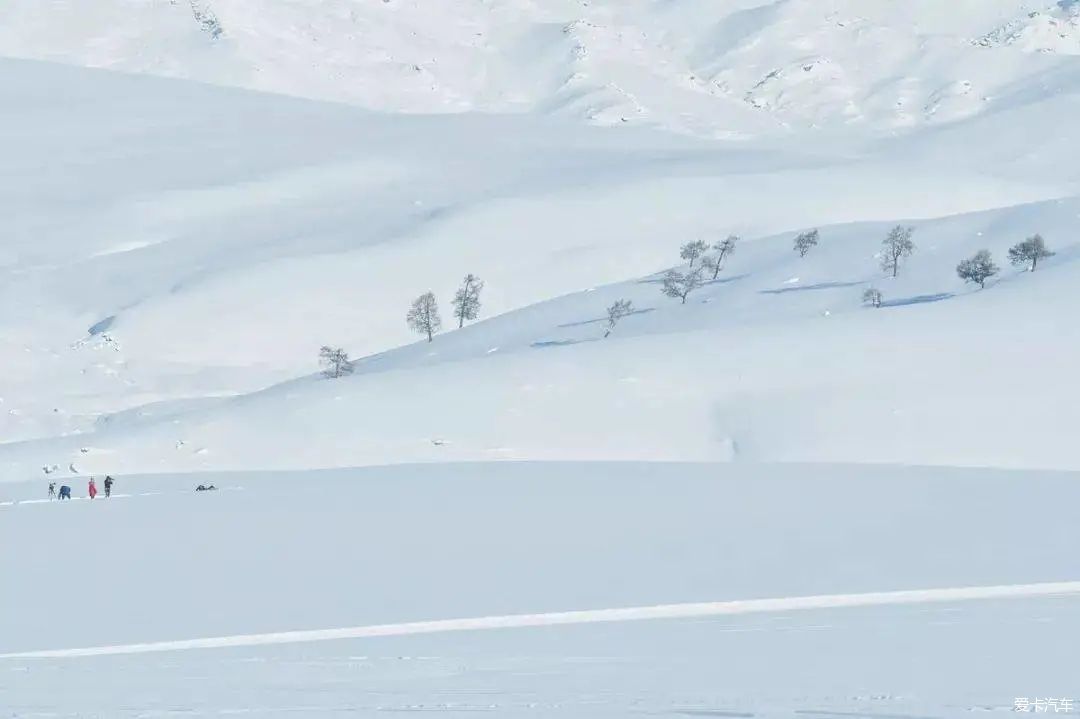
[978,1,1080,54]
[2,1,1080,476]
[1,54,1078,476]
[2,0,1080,137]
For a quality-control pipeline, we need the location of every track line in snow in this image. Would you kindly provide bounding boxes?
[4,581,1079,659]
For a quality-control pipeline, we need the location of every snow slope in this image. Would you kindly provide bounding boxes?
[2,0,1080,137]
[15,198,1079,474]
[3,463,1079,715]
[0,55,1079,476]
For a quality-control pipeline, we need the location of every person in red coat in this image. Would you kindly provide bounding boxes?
[88,478,97,500]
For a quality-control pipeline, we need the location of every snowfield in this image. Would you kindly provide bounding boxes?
[3,463,1080,716]
[3,2,1080,716]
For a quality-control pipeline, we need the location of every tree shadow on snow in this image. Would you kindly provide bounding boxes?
[759,280,863,295]
[703,273,750,286]
[531,338,603,349]
[881,292,955,308]
[558,307,656,328]
[87,315,116,336]
[636,273,748,286]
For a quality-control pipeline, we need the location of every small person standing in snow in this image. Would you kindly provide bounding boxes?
[88,478,97,500]
[48,482,56,500]
[103,476,114,498]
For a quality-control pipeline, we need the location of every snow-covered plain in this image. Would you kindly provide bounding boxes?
[3,463,1079,716]
[3,2,1080,715]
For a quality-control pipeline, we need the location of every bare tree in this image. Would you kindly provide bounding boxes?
[703,235,738,279]
[702,255,720,280]
[680,240,709,269]
[452,273,484,328]
[662,268,705,304]
[862,288,883,308]
[793,229,820,258]
[604,299,635,338]
[407,292,442,342]
[956,249,999,289]
[319,346,353,379]
[1007,234,1054,272]
[880,225,915,278]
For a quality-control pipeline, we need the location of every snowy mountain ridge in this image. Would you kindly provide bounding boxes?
[2,0,1080,137]
[977,1,1080,54]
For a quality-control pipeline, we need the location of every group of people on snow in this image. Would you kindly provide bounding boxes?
[44,476,221,500]
[47,475,114,500]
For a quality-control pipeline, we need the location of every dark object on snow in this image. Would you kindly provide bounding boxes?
[195,484,218,492]
[58,485,72,500]
[48,482,56,499]
[104,476,114,498]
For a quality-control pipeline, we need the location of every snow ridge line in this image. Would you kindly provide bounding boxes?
[5,581,1079,659]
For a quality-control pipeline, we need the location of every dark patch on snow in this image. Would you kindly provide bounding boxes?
[558,307,655,328]
[760,281,862,295]
[531,338,601,348]
[881,292,954,307]
[703,273,750,286]
[88,316,116,336]
[636,272,748,286]
[635,275,670,285]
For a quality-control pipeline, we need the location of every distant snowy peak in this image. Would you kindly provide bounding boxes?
[0,0,1077,136]
[977,1,1080,54]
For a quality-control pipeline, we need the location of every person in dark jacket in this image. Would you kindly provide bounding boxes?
[103,476,114,498]
[48,482,56,500]
[58,485,72,500]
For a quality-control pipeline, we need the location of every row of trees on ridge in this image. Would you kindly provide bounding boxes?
[320,274,485,378]
[322,227,1058,375]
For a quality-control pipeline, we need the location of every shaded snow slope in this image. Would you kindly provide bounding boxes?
[2,1,1080,137]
